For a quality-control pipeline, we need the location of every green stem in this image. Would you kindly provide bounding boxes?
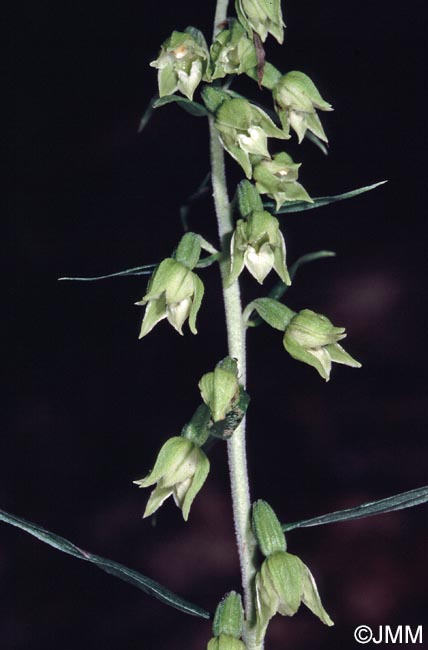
[209,92,261,650]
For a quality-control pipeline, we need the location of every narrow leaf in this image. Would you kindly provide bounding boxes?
[0,508,210,619]
[153,95,209,117]
[281,486,428,532]
[266,181,387,214]
[138,94,158,133]
[58,264,157,282]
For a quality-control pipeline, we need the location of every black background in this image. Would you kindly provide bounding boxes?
[6,1,428,649]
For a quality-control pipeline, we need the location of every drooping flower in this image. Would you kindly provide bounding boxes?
[273,71,333,142]
[150,29,209,100]
[134,436,209,521]
[235,0,285,44]
[228,210,290,285]
[210,20,257,80]
[255,551,334,641]
[214,97,287,178]
[136,258,204,338]
[252,151,313,210]
[283,308,361,380]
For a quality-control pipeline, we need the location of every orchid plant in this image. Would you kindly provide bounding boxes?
[2,1,427,649]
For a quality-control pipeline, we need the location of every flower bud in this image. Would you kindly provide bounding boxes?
[283,309,361,381]
[134,436,209,521]
[214,98,287,179]
[236,0,285,44]
[252,500,286,558]
[228,210,290,286]
[210,20,257,80]
[136,258,204,337]
[255,551,333,642]
[213,592,244,639]
[199,357,240,422]
[207,592,246,650]
[273,71,333,142]
[150,28,209,100]
[252,152,312,210]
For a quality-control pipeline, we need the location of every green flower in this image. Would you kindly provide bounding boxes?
[134,436,209,521]
[255,551,334,641]
[228,210,290,285]
[235,0,285,44]
[215,98,287,178]
[283,308,361,381]
[253,152,313,210]
[150,29,209,100]
[273,71,333,142]
[210,20,257,80]
[136,258,204,337]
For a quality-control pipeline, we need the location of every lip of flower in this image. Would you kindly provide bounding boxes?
[166,296,193,333]
[236,126,269,156]
[173,44,189,59]
[244,243,275,284]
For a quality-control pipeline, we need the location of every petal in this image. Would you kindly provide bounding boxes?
[325,342,362,368]
[181,448,210,520]
[188,273,204,334]
[166,297,192,334]
[244,243,275,284]
[300,561,334,626]
[143,485,174,518]
[138,295,167,339]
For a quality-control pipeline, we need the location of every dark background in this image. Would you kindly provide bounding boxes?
[6,1,428,649]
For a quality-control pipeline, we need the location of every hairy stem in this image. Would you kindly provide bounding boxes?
[208,7,261,639]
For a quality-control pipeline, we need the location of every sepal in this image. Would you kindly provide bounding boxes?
[255,551,333,642]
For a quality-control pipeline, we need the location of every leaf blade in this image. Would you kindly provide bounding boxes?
[0,508,210,619]
[266,181,387,215]
[58,264,157,282]
[153,95,209,117]
[281,486,428,532]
